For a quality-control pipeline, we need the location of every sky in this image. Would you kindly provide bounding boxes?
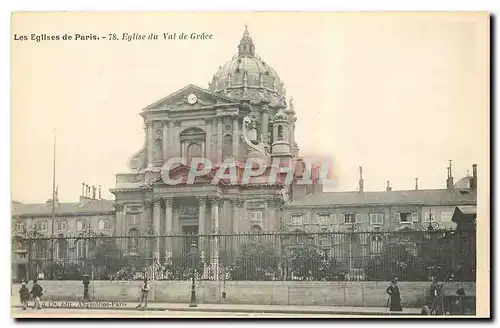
[11,12,489,203]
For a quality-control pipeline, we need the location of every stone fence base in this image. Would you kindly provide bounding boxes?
[11,280,476,308]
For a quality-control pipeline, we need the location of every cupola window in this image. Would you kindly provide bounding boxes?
[277,125,284,140]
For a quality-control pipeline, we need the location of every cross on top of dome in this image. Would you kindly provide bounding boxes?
[238,25,255,57]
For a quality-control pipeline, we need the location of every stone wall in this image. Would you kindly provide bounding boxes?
[11,280,475,308]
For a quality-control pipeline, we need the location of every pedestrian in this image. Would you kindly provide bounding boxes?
[429,277,439,306]
[135,278,149,310]
[19,280,30,310]
[30,279,43,310]
[386,277,403,312]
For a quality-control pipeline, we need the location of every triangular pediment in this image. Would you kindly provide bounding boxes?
[143,84,239,111]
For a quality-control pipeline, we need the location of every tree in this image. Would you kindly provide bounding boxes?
[366,242,426,281]
[231,240,279,280]
[288,246,342,281]
[163,251,205,280]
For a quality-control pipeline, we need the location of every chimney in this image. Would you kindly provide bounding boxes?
[358,166,364,192]
[415,177,419,191]
[98,185,102,199]
[446,160,454,191]
[386,181,392,192]
[471,164,478,190]
[87,185,91,198]
[81,182,85,197]
[92,186,96,199]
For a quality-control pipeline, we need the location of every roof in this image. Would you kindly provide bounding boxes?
[12,199,114,217]
[455,205,477,215]
[288,188,477,208]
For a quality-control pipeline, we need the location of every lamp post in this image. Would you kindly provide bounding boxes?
[189,242,198,307]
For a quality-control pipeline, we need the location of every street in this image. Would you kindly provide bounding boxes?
[11,307,340,318]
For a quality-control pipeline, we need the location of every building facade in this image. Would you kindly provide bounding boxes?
[12,28,477,281]
[11,189,114,281]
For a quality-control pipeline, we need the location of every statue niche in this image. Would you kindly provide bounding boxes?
[222,134,233,160]
[153,139,163,163]
[180,127,206,160]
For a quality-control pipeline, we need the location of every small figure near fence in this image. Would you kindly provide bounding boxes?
[19,280,30,310]
[386,277,403,312]
[429,277,439,307]
[135,278,149,311]
[30,279,43,310]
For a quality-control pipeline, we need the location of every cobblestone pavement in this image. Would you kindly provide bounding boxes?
[11,307,341,318]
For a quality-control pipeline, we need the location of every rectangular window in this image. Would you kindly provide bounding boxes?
[441,212,452,222]
[317,214,328,225]
[370,213,384,225]
[41,221,48,231]
[76,220,84,231]
[292,215,303,226]
[344,214,356,224]
[411,212,419,222]
[249,211,263,222]
[356,214,362,223]
[399,212,411,223]
[329,214,336,225]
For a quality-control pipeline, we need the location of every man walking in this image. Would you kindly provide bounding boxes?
[136,278,149,310]
[30,279,43,310]
[19,280,30,310]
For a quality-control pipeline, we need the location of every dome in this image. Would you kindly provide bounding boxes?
[208,26,287,106]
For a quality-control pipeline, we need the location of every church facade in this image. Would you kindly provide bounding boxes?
[111,27,300,260]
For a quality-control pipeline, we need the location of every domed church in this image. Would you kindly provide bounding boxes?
[111,27,304,260]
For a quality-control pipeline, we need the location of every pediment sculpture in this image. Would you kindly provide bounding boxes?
[128,138,147,172]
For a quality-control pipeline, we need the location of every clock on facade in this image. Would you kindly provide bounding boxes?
[187,93,198,104]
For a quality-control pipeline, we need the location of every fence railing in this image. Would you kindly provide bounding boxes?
[12,229,476,282]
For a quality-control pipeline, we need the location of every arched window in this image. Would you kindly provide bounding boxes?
[56,238,68,259]
[250,225,262,234]
[292,229,306,244]
[34,240,48,259]
[222,135,233,160]
[98,219,110,231]
[277,125,284,140]
[154,139,163,162]
[128,228,139,254]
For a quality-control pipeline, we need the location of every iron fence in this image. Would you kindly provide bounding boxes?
[12,229,476,282]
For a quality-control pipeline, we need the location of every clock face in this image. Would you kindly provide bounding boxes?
[187,93,197,104]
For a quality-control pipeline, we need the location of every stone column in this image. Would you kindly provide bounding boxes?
[290,121,296,153]
[164,197,174,259]
[265,199,278,232]
[143,200,154,260]
[261,105,269,143]
[231,199,243,256]
[152,198,162,260]
[162,119,169,161]
[205,118,213,162]
[216,116,223,163]
[197,197,207,235]
[146,121,154,168]
[173,120,181,158]
[232,115,239,161]
[113,203,125,236]
[210,197,221,280]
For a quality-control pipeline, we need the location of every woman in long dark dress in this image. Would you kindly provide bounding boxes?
[386,277,403,311]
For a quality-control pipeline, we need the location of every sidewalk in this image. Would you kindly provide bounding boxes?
[10,298,421,315]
